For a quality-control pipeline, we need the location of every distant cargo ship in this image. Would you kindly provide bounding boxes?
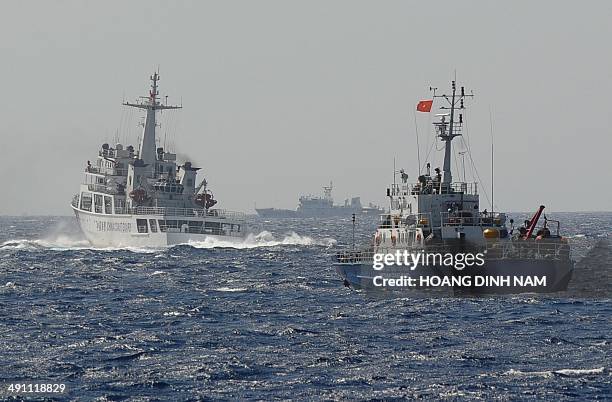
[256,183,384,218]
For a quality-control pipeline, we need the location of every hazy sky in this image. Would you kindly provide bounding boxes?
[1,1,611,215]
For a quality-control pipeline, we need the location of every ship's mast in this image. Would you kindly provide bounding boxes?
[324,181,333,201]
[123,72,182,166]
[432,80,472,185]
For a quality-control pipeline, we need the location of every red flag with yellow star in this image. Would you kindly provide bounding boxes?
[416,100,433,112]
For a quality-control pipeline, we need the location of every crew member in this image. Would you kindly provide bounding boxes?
[434,167,442,182]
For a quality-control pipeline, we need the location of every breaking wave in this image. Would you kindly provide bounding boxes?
[1,234,89,251]
[0,238,160,254]
[504,367,605,378]
[0,231,336,253]
[213,287,248,292]
[184,231,337,249]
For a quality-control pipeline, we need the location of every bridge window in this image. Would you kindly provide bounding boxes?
[203,221,221,234]
[136,219,148,233]
[80,192,92,211]
[188,221,203,232]
[149,219,158,233]
[115,198,125,213]
[103,196,113,214]
[94,194,103,214]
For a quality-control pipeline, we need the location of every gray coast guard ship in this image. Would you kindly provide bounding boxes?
[71,73,246,247]
[256,182,384,218]
[335,80,573,294]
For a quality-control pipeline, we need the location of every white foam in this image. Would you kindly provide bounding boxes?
[504,367,605,377]
[213,287,247,292]
[554,367,605,375]
[163,311,183,316]
[0,238,159,254]
[185,231,336,250]
[1,230,336,253]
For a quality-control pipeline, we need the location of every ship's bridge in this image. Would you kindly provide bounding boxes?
[412,181,477,195]
[386,175,483,235]
[389,181,477,196]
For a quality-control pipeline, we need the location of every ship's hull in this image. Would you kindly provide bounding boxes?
[73,207,246,248]
[335,258,574,295]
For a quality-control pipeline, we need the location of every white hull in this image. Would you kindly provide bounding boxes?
[72,206,246,248]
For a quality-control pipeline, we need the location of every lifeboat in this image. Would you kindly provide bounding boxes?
[129,188,148,204]
[195,193,218,209]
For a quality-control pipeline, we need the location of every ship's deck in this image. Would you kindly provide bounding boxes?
[71,198,245,221]
[335,239,571,264]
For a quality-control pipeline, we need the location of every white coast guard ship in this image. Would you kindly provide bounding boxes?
[71,73,246,247]
[335,80,573,294]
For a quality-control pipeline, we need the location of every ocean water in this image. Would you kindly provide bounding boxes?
[0,213,610,400]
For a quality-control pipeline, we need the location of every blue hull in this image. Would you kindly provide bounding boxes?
[335,259,574,295]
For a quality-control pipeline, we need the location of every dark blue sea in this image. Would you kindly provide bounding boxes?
[0,213,610,400]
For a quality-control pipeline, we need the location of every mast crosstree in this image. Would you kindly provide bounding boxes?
[431,80,473,186]
[123,72,182,166]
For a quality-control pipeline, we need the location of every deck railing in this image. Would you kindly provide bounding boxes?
[112,206,246,220]
[335,250,376,264]
[72,195,245,221]
[335,238,571,265]
[411,181,478,195]
[87,184,119,194]
[85,166,129,177]
[485,238,570,261]
[440,211,506,227]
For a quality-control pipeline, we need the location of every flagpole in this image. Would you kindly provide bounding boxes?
[414,111,422,175]
[489,107,494,214]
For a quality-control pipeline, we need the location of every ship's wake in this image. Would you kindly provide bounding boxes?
[183,231,337,249]
[0,237,160,254]
[0,231,336,253]
[1,218,92,251]
[566,236,612,297]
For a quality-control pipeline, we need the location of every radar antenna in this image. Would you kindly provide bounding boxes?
[431,80,473,186]
[123,72,182,166]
